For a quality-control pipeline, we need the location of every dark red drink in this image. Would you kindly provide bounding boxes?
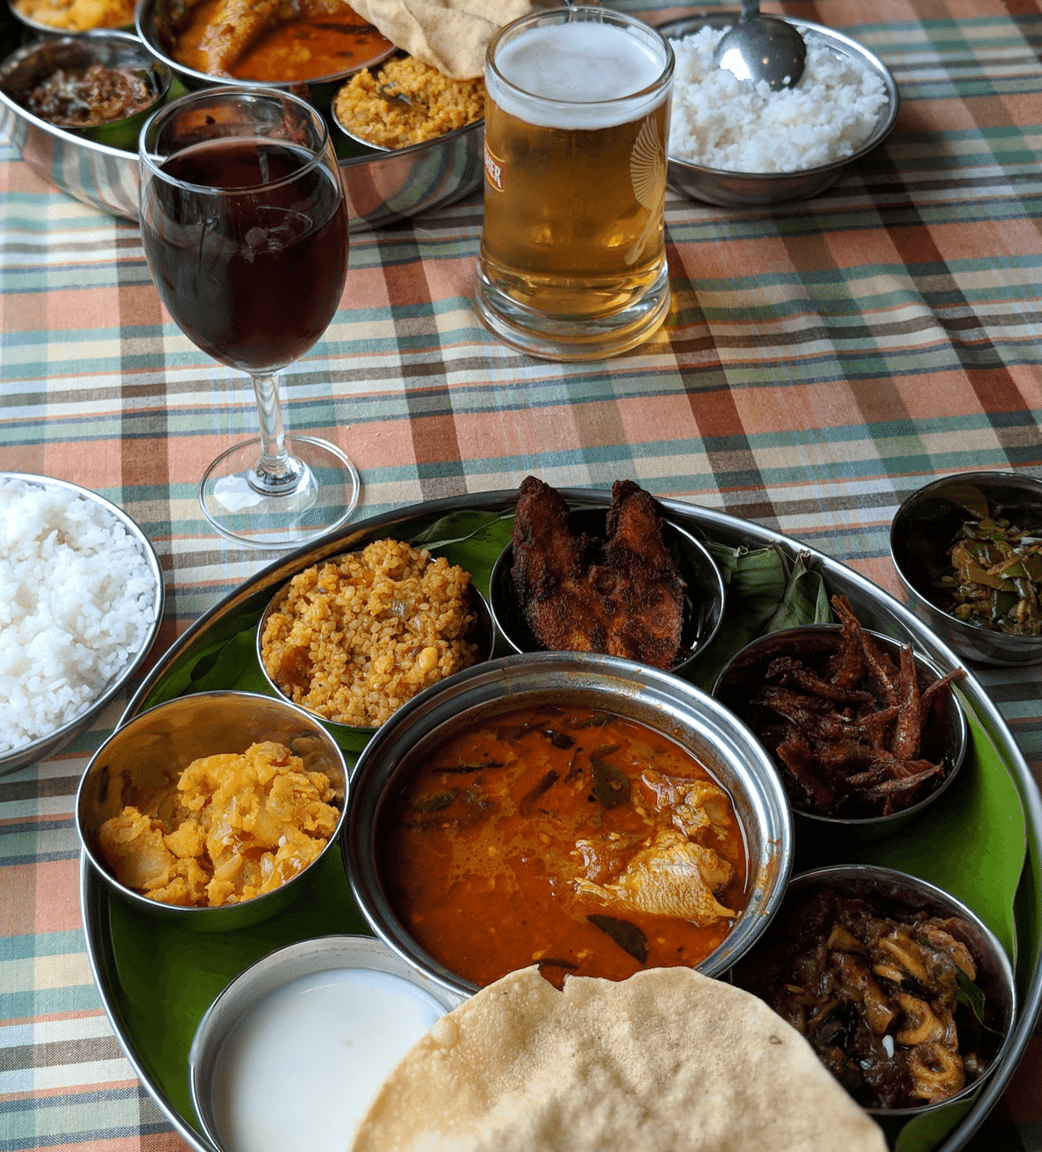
[140,138,347,373]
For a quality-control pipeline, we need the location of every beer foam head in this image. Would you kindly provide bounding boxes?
[487,21,671,130]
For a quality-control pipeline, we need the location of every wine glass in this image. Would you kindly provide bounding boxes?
[138,86,359,549]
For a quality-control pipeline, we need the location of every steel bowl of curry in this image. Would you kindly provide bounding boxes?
[342,650,794,1000]
[76,690,349,931]
[136,0,396,103]
[730,864,1017,1116]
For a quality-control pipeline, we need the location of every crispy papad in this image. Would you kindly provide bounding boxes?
[347,0,532,78]
[349,966,888,1152]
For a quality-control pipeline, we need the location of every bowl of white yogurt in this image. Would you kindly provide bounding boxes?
[188,935,466,1152]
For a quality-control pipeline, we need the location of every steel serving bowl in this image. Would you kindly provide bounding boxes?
[713,624,968,841]
[343,650,794,1001]
[657,13,899,207]
[0,29,170,146]
[891,471,1042,667]
[0,26,173,217]
[0,471,165,778]
[488,506,726,677]
[256,557,496,755]
[76,690,349,929]
[730,864,1018,1120]
[8,0,135,35]
[188,935,464,1152]
[135,0,395,104]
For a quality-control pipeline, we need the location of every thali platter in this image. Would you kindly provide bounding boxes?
[80,489,1042,1152]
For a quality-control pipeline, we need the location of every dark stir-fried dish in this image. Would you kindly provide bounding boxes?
[939,514,1042,635]
[511,476,687,669]
[719,595,961,819]
[384,704,747,987]
[22,63,156,127]
[733,886,996,1109]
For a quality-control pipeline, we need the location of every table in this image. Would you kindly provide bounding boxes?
[2,0,1041,1148]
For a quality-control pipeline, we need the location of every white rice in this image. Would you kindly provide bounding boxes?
[668,27,889,173]
[0,478,158,754]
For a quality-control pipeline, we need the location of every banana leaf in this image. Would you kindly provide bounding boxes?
[113,503,1027,1152]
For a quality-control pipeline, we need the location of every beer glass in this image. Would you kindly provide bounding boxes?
[475,6,674,362]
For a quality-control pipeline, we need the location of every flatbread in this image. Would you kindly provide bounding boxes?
[347,0,533,78]
[349,966,888,1152]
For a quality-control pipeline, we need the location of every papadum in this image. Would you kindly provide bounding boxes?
[347,0,532,78]
[349,966,887,1152]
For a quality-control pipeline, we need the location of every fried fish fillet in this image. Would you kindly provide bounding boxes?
[511,476,686,669]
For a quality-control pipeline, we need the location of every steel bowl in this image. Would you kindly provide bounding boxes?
[76,690,349,930]
[891,471,1042,667]
[257,556,496,755]
[8,0,134,35]
[343,650,794,1001]
[713,624,968,841]
[188,935,463,1152]
[0,26,173,217]
[657,13,899,207]
[0,29,170,146]
[730,864,1018,1120]
[135,0,396,107]
[0,471,165,778]
[488,505,726,677]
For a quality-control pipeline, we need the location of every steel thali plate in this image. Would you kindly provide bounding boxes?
[80,489,1042,1152]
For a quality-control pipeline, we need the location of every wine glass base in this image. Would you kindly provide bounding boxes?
[199,435,360,550]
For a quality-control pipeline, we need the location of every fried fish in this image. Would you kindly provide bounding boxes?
[511,476,686,669]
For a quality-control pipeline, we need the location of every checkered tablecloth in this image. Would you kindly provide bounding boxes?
[2,1,1041,1149]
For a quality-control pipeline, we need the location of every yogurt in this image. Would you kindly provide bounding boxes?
[211,967,445,1152]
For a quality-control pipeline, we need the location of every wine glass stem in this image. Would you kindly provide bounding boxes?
[248,371,305,496]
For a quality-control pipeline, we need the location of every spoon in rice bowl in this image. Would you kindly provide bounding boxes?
[713,0,806,90]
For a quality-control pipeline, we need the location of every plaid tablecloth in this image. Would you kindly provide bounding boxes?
[2,1,1042,1148]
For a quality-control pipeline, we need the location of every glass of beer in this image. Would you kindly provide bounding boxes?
[475,6,674,362]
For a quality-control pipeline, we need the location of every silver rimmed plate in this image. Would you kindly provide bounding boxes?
[0,471,164,776]
[79,489,1042,1152]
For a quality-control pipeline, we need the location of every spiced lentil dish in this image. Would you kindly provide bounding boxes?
[333,55,484,149]
[260,539,481,728]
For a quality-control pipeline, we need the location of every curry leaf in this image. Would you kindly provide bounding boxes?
[591,758,630,808]
[588,915,648,964]
[412,790,458,813]
[956,969,988,1025]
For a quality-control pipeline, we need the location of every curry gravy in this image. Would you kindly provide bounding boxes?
[174,0,393,82]
[384,705,748,987]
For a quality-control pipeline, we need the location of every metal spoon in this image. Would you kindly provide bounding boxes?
[713,1,807,91]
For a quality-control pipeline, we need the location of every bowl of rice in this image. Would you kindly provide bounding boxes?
[257,538,495,751]
[0,472,165,776]
[658,14,899,206]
